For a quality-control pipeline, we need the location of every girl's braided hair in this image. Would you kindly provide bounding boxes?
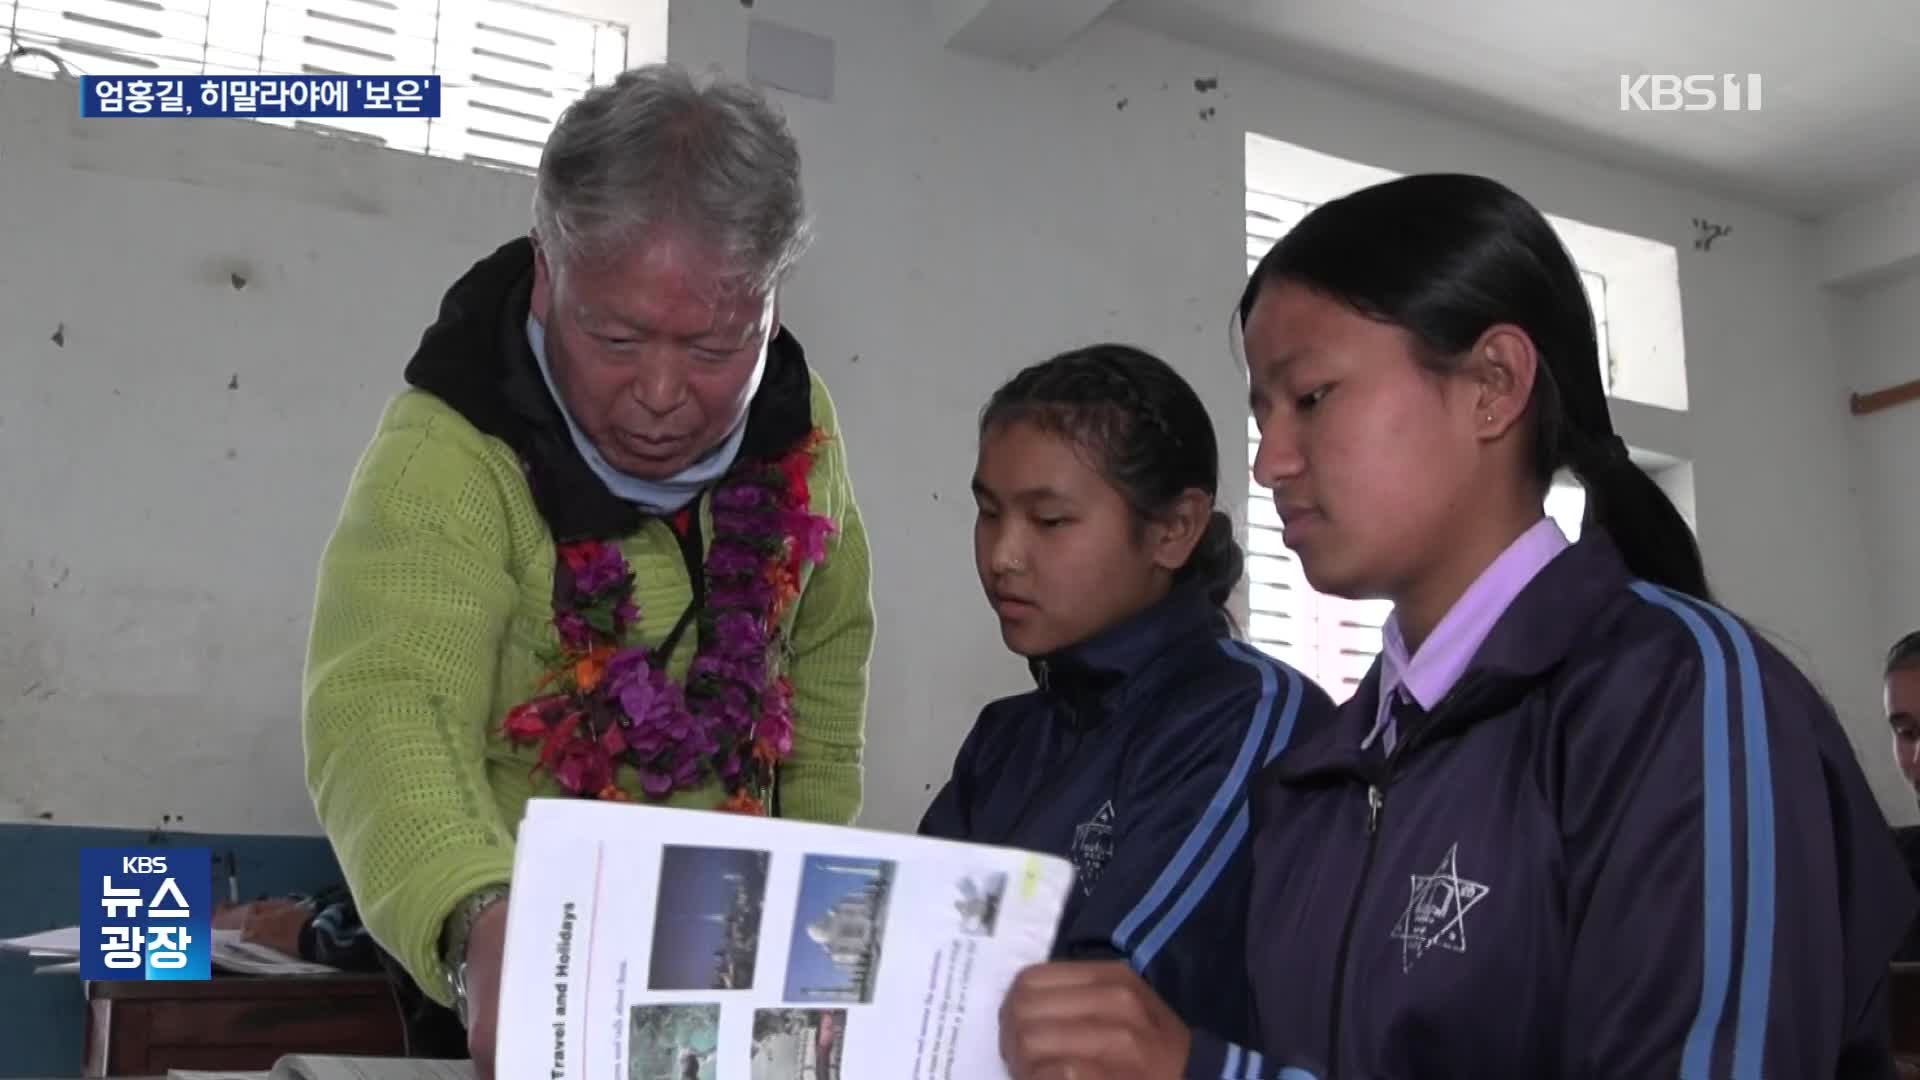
[980,343,1246,612]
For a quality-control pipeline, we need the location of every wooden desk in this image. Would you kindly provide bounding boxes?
[1895,962,1920,1062]
[83,973,409,1075]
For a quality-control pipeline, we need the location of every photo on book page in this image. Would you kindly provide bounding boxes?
[953,871,1008,938]
[750,1008,845,1080]
[782,855,895,1005]
[628,1003,720,1080]
[491,800,1077,1080]
[648,846,772,992]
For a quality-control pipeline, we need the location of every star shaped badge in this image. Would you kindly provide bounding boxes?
[1389,843,1490,973]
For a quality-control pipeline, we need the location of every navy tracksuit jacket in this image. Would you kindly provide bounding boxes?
[1188,534,1918,1079]
[918,585,1336,1046]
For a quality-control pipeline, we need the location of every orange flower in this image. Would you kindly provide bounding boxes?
[751,738,780,766]
[720,791,766,816]
[597,784,632,803]
[770,560,802,618]
[574,644,614,692]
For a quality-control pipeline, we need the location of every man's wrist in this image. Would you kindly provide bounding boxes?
[441,884,509,1023]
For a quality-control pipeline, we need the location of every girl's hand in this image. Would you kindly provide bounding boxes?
[1000,961,1192,1080]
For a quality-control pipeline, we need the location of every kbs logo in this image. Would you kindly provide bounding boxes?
[1619,74,1762,112]
[81,847,212,981]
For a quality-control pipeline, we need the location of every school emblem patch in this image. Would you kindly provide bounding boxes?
[1389,843,1490,972]
[1070,800,1116,896]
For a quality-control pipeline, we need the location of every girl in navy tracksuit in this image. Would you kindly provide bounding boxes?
[919,344,1335,1049]
[1000,175,1917,1079]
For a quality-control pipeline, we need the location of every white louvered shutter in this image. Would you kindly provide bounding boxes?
[8,0,209,74]
[5,0,627,172]
[430,0,628,170]
[253,0,439,150]
[1244,186,1394,701]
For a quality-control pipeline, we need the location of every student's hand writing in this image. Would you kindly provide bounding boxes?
[1000,961,1191,1080]
[464,899,510,1080]
[212,899,309,958]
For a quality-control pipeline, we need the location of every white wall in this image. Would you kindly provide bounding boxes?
[1834,269,1920,699]
[0,72,534,833]
[1,0,1910,836]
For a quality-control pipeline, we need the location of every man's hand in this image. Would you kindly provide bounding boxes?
[464,899,510,1080]
[1000,961,1192,1080]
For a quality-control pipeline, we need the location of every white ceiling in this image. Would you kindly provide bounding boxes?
[1108,0,1920,219]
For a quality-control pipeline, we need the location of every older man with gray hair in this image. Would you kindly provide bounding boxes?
[302,63,874,1074]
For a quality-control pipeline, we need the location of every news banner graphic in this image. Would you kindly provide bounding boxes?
[79,75,441,119]
[80,848,213,981]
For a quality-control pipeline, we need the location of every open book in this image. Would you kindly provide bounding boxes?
[495,798,1075,1079]
[167,1057,473,1079]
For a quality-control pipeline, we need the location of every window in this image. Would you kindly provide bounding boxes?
[1243,178,1592,700]
[2,0,638,171]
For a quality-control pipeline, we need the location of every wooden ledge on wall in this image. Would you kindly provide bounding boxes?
[1851,376,1920,416]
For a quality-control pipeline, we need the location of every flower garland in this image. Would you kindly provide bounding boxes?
[502,430,836,815]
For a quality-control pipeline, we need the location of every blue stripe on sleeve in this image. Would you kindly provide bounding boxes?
[1691,597,1777,1079]
[1215,1039,1317,1080]
[1129,649,1307,971]
[1110,642,1298,966]
[1133,804,1249,969]
[1629,582,1737,1080]
[1223,643,1308,770]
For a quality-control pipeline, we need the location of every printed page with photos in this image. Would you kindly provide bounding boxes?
[494,799,1076,1080]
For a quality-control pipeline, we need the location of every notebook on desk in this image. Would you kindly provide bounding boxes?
[168,1056,474,1080]
[0,924,338,975]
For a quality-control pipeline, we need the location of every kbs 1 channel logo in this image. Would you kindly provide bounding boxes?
[1619,73,1763,112]
[80,848,213,981]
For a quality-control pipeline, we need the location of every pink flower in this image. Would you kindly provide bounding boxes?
[712,611,768,657]
[689,652,764,689]
[606,651,688,734]
[757,678,796,756]
[504,696,566,743]
[560,540,629,597]
[782,511,836,566]
[555,611,592,651]
[636,753,705,798]
[708,577,776,613]
[551,738,612,794]
[712,509,778,538]
[707,541,768,577]
[713,486,771,511]
[637,767,678,798]
[514,429,830,806]
[574,548,628,596]
[599,724,628,756]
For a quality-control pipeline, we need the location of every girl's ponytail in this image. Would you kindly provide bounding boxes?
[1570,433,1710,601]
